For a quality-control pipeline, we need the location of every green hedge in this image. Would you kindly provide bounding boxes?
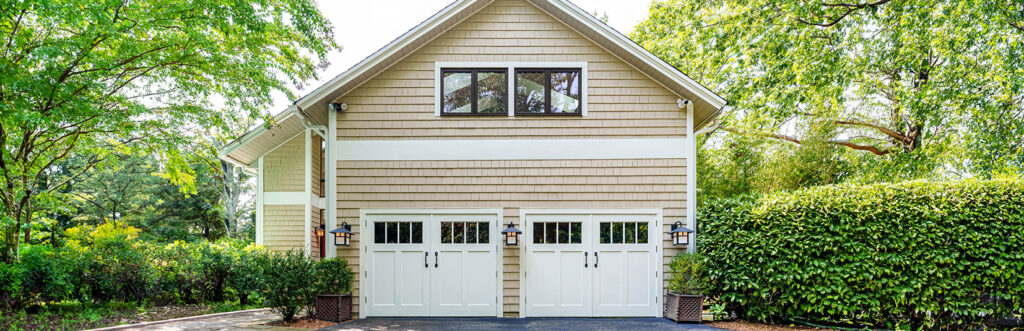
[700,179,1024,329]
[0,221,353,321]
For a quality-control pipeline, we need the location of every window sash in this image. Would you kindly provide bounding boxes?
[515,68,582,116]
[440,68,508,116]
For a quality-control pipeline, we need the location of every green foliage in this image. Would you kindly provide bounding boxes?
[18,245,75,303]
[261,250,317,322]
[666,253,708,295]
[314,258,352,295]
[700,179,1024,329]
[0,0,335,263]
[228,244,268,306]
[633,0,1024,200]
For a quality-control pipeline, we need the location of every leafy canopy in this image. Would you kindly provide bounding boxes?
[632,0,1024,184]
[0,0,336,261]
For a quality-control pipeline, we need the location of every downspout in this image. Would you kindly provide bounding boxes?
[680,99,697,253]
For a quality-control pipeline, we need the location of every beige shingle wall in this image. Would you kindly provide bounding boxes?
[264,134,306,192]
[327,0,690,318]
[264,204,305,253]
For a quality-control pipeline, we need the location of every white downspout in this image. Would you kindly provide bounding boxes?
[256,156,264,245]
[326,106,338,258]
[683,99,697,253]
[304,130,312,257]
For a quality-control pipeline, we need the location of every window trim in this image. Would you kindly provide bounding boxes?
[434,62,588,117]
[514,68,583,116]
[439,68,509,116]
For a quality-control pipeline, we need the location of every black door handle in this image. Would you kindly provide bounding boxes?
[584,252,588,268]
[434,252,438,268]
[424,252,428,268]
[594,252,599,268]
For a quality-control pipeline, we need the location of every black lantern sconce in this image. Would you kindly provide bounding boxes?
[670,221,693,246]
[500,222,522,246]
[330,222,353,247]
[315,224,325,238]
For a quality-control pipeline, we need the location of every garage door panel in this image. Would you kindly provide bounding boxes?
[398,251,428,307]
[463,251,496,305]
[525,212,660,318]
[626,250,651,307]
[371,252,397,306]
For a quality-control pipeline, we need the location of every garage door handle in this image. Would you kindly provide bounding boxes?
[424,252,428,268]
[434,252,438,268]
[584,252,588,268]
[594,252,598,268]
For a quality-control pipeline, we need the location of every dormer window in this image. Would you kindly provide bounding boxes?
[441,68,508,115]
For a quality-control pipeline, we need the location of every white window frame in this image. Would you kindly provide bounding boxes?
[434,62,588,117]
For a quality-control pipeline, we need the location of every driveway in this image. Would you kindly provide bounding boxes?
[320,317,723,331]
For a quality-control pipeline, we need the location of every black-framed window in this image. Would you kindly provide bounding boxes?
[441,68,507,115]
[515,68,581,115]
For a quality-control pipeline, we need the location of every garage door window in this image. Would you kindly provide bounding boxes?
[532,222,582,244]
[599,222,649,244]
[373,222,423,244]
[440,221,490,244]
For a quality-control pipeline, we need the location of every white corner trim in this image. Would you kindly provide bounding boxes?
[326,108,338,257]
[255,157,264,245]
[263,192,307,205]
[304,130,312,257]
[434,62,589,117]
[335,138,687,161]
[685,102,697,253]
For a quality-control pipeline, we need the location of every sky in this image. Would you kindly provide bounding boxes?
[269,0,653,113]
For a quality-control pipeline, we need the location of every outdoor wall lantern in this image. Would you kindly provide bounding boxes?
[500,222,522,247]
[670,221,693,246]
[330,222,353,247]
[315,225,325,238]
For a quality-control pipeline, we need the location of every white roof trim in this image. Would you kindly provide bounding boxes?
[295,0,491,110]
[540,0,726,108]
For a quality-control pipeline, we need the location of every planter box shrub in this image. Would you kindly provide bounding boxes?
[701,179,1024,329]
[665,293,703,323]
[315,294,351,322]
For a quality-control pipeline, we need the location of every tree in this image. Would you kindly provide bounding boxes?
[632,0,1024,181]
[0,0,336,262]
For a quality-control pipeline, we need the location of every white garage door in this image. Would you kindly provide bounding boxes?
[364,211,499,317]
[523,211,661,317]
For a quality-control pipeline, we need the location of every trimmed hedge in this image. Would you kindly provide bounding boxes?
[701,179,1024,329]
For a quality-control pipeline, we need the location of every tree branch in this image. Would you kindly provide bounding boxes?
[720,126,892,155]
[796,0,893,27]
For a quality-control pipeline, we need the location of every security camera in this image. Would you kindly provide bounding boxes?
[329,102,348,112]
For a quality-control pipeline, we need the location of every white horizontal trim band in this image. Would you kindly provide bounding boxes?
[335,138,687,161]
[263,191,306,205]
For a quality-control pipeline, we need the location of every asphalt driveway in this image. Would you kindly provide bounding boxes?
[319,317,723,331]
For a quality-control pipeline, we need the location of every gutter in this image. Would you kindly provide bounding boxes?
[694,105,731,134]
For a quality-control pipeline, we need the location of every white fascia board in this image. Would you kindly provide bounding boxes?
[335,138,687,161]
[536,0,727,108]
[519,208,662,216]
[296,0,491,111]
[218,108,300,160]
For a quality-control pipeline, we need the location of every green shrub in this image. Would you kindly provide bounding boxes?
[700,179,1024,329]
[262,250,316,321]
[19,245,76,303]
[666,252,708,295]
[0,261,22,310]
[314,258,352,295]
[228,244,268,306]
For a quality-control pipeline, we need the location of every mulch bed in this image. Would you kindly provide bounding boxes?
[708,320,827,331]
[0,304,226,331]
[265,315,348,329]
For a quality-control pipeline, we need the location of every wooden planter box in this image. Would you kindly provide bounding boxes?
[315,294,352,322]
[665,292,703,323]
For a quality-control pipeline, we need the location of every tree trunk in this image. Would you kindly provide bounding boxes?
[220,160,241,238]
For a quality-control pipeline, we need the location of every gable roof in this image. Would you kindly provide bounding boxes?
[220,0,728,168]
